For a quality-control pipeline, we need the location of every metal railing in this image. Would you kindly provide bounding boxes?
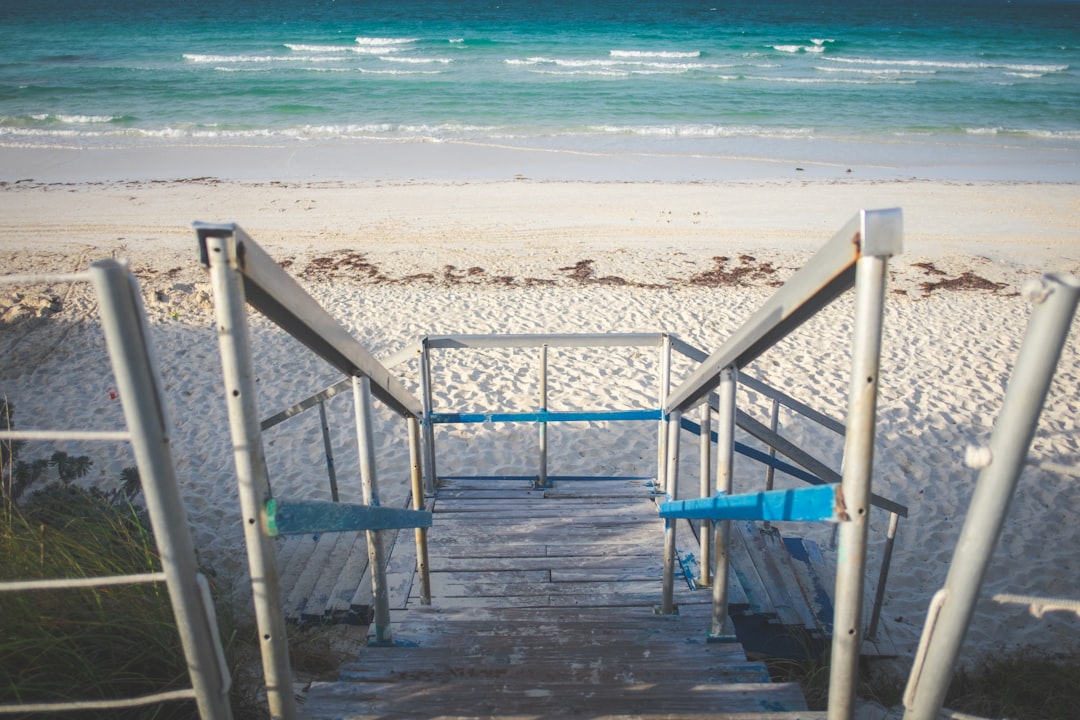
[388,333,670,492]
[902,272,1080,720]
[0,262,232,719]
[244,263,909,654]
[195,213,907,720]
[195,223,431,720]
[670,336,908,642]
[661,208,903,719]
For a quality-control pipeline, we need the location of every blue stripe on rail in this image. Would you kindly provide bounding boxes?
[266,499,433,536]
[430,409,663,424]
[659,484,847,523]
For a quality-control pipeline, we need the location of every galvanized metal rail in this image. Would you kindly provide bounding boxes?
[660,208,903,720]
[195,212,910,719]
[902,273,1080,720]
[195,223,433,720]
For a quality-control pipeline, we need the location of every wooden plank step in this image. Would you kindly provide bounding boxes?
[434,494,640,507]
[409,590,711,610]
[727,520,777,617]
[755,525,819,630]
[282,532,342,618]
[339,660,774,684]
[783,537,834,633]
[431,508,658,522]
[344,642,748,670]
[424,525,660,543]
[325,532,369,615]
[737,522,809,628]
[433,555,660,572]
[426,578,670,598]
[302,530,363,620]
[388,604,719,627]
[301,680,814,718]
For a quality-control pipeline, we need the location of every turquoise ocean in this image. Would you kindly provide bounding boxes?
[2,0,1079,178]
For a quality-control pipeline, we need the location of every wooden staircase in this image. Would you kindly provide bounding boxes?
[298,477,826,719]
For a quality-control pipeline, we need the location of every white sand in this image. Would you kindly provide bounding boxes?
[2,177,1079,700]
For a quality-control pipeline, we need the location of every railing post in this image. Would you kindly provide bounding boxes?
[698,402,712,588]
[318,400,339,502]
[710,366,737,638]
[660,409,682,615]
[657,334,672,492]
[902,273,1080,720]
[828,251,890,720]
[537,344,549,489]
[353,375,393,645]
[763,397,780,530]
[91,260,233,720]
[868,511,899,640]
[203,236,297,720]
[419,338,437,496]
[408,416,432,605]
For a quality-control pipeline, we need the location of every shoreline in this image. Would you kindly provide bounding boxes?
[2,133,1079,186]
[1,175,1077,277]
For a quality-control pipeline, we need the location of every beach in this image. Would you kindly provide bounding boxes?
[4,1,1080,716]
[2,164,1079,695]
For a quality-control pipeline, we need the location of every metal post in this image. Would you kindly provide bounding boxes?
[657,334,672,492]
[698,402,712,588]
[868,511,900,640]
[537,344,549,489]
[203,237,296,720]
[354,375,393,645]
[419,339,437,497]
[903,273,1080,720]
[828,254,889,720]
[318,400,339,502]
[408,417,432,605]
[91,260,233,720]
[763,398,780,530]
[710,366,737,638]
[660,409,682,615]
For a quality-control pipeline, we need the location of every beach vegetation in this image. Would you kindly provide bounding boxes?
[1,397,354,718]
[0,482,192,718]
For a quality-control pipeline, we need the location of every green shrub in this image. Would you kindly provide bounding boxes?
[0,485,195,719]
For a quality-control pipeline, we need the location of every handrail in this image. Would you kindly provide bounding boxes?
[195,222,422,419]
[0,261,232,719]
[665,208,902,415]
[903,273,1080,720]
[425,333,667,350]
[672,335,847,435]
[198,225,434,718]
[657,209,902,719]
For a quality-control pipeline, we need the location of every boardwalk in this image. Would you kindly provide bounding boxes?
[300,476,824,719]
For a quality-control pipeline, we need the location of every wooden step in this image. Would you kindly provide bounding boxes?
[301,680,825,720]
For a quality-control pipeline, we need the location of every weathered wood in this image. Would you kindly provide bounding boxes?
[435,555,658,572]
[325,532,369,613]
[727,521,776,617]
[282,531,341,618]
[737,522,811,628]
[302,680,814,718]
[303,531,362,619]
[300,473,822,719]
